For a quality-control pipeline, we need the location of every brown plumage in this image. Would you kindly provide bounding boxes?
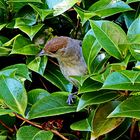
[39,36,87,104]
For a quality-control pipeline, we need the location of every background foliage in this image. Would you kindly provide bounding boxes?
[0,0,140,139]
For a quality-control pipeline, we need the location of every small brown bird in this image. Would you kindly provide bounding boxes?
[39,36,87,104]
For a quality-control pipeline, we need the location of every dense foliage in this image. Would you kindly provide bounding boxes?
[0,0,140,139]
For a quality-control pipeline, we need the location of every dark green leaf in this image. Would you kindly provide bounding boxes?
[10,35,40,55]
[89,0,132,18]
[28,92,77,119]
[17,24,44,40]
[28,89,50,105]
[91,101,124,139]
[3,64,31,81]
[108,96,140,119]
[77,90,119,111]
[82,29,102,74]
[90,20,127,60]
[0,76,27,116]
[28,56,48,75]
[16,126,53,140]
[102,70,140,91]
[78,78,102,94]
[43,63,73,92]
[29,4,53,21]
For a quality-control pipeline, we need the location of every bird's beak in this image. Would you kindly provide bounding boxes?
[37,49,45,57]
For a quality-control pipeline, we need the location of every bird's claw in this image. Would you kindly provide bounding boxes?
[66,92,77,105]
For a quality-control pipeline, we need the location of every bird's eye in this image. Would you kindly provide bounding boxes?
[79,41,82,47]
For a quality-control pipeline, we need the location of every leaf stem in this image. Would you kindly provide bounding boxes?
[0,120,14,133]
[14,113,69,140]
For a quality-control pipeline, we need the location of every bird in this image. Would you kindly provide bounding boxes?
[38,36,87,104]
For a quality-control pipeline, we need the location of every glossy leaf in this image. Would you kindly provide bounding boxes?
[16,126,53,140]
[108,96,140,119]
[82,29,102,73]
[0,47,11,56]
[8,0,42,2]
[28,56,48,75]
[10,35,40,55]
[17,24,44,40]
[102,70,140,91]
[78,78,102,94]
[3,64,31,81]
[90,20,127,60]
[43,63,73,92]
[46,0,81,16]
[91,101,124,139]
[89,0,132,18]
[0,24,6,30]
[29,4,53,21]
[28,88,50,105]
[0,76,27,116]
[77,90,119,111]
[28,92,77,119]
[0,109,13,116]
[106,119,131,140]
[127,15,140,35]
[33,131,53,140]
[70,118,92,132]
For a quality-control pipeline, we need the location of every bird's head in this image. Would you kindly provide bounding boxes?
[38,36,69,58]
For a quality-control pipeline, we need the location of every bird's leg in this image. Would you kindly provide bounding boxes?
[66,92,77,105]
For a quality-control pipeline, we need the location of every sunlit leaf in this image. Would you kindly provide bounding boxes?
[28,92,77,119]
[0,76,27,116]
[91,101,124,139]
[108,96,140,119]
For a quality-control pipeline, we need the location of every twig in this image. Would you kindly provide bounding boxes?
[49,58,59,67]
[0,120,13,133]
[14,113,69,140]
[39,77,48,90]
[130,119,137,140]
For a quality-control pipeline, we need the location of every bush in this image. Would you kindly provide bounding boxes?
[0,0,140,139]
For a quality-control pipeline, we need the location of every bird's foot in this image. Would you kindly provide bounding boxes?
[66,92,77,105]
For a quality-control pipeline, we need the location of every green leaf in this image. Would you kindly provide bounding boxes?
[0,109,13,116]
[28,92,77,119]
[28,89,50,105]
[106,119,131,140]
[8,0,42,2]
[102,70,140,91]
[0,136,7,140]
[126,0,140,4]
[90,20,126,60]
[14,17,36,27]
[46,0,81,16]
[89,0,132,18]
[28,56,48,75]
[78,78,102,94]
[0,69,16,77]
[77,90,119,111]
[82,29,102,73]
[0,76,27,116]
[91,101,124,139]
[29,4,53,21]
[71,118,92,132]
[108,96,140,119]
[43,63,73,92]
[0,24,6,30]
[16,126,53,140]
[33,131,53,140]
[127,15,140,35]
[10,35,40,55]
[0,0,6,9]
[17,24,44,40]
[0,47,11,56]
[3,64,31,81]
